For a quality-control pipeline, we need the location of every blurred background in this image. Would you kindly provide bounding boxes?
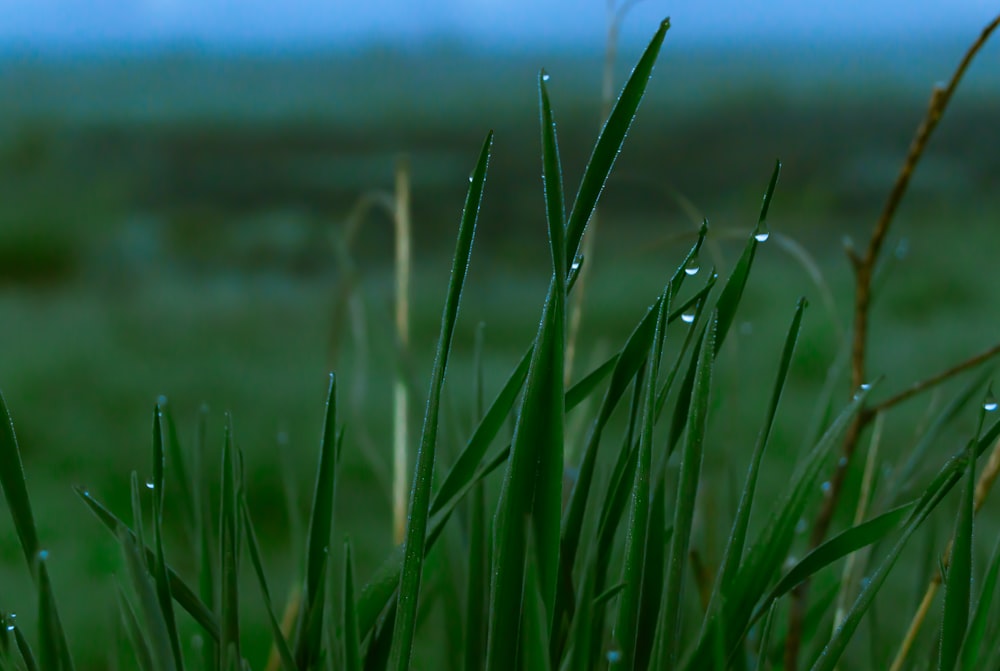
[0,1,999,667]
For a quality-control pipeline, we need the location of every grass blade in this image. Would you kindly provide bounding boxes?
[74,486,220,641]
[117,586,155,671]
[939,435,976,671]
[613,286,670,666]
[959,529,1000,670]
[343,540,362,671]
[660,310,718,667]
[219,419,241,669]
[242,498,296,671]
[522,529,553,671]
[564,18,670,266]
[119,526,177,671]
[388,131,492,671]
[294,373,339,668]
[150,404,184,671]
[464,479,490,671]
[37,552,74,671]
[0,391,40,577]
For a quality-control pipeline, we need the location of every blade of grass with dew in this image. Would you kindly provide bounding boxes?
[37,552,74,671]
[564,18,669,267]
[635,474,670,669]
[119,526,177,671]
[939,433,977,671]
[959,528,1000,670]
[343,540,362,671]
[157,398,196,542]
[613,286,670,667]
[487,73,568,667]
[700,298,806,639]
[150,404,184,670]
[685,384,874,668]
[293,373,339,667]
[12,623,39,671]
[660,310,718,668]
[73,486,220,641]
[242,498,296,671]
[219,419,241,669]
[0,391,40,577]
[388,131,492,671]
[669,162,781,453]
[117,586,155,671]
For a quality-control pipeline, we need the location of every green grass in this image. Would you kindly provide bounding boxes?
[2,16,1000,671]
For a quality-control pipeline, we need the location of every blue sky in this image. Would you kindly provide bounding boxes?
[1,1,997,51]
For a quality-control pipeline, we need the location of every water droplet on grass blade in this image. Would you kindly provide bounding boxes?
[754,221,770,242]
[607,649,622,664]
[681,312,695,324]
[145,480,155,490]
[985,395,998,412]
[541,72,551,82]
[684,256,700,276]
[821,481,831,494]
[38,550,49,561]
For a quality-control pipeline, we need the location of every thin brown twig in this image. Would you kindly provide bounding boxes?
[864,341,1000,418]
[784,13,1000,671]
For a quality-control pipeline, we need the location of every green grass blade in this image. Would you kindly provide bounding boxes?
[635,475,670,670]
[939,436,976,671]
[157,398,196,539]
[294,373,339,667]
[564,18,670,266]
[464,479,490,671]
[37,552,74,671]
[566,353,620,409]
[343,540,362,671]
[119,526,177,671]
[959,525,1000,670]
[151,404,184,671]
[74,486,220,641]
[117,586,155,671]
[761,502,914,607]
[700,298,805,635]
[388,131,492,671]
[539,69,566,283]
[0,391,40,577]
[522,530,553,671]
[242,499,296,671]
[661,310,717,668]
[753,602,778,671]
[809,467,957,671]
[613,287,670,667]
[488,193,566,669]
[12,622,39,671]
[219,419,241,668]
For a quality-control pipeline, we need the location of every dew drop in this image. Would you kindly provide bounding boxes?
[5,625,13,632]
[468,175,474,183]
[985,387,997,412]
[145,480,155,490]
[821,481,831,494]
[681,312,695,324]
[860,383,872,391]
[754,222,770,243]
[570,261,581,273]
[795,518,807,534]
[684,257,700,276]
[541,72,551,82]
[38,549,49,561]
[607,649,622,664]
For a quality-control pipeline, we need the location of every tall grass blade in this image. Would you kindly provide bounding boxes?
[522,529,553,671]
[37,553,74,671]
[12,623,39,671]
[150,404,184,670]
[700,298,805,636]
[660,310,717,667]
[0,391,40,577]
[388,131,492,671]
[242,499,296,671]
[939,436,977,671]
[613,287,670,667]
[117,586,155,671]
[74,486,220,641]
[464,479,490,671]
[119,526,177,671]
[564,18,670,266]
[157,398,196,540]
[959,528,1000,670]
[488,115,567,669]
[219,420,241,668]
[343,540,362,671]
[294,373,339,667]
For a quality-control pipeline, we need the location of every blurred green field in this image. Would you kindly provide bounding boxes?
[0,40,999,668]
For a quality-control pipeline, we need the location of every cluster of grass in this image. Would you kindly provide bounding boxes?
[3,16,1000,671]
